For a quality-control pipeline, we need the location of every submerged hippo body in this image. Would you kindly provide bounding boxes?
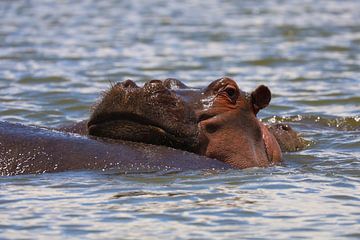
[0,78,305,175]
[0,121,229,176]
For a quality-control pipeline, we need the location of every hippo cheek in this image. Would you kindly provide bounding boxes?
[89,119,199,152]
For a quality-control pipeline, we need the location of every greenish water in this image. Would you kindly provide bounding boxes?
[0,0,359,239]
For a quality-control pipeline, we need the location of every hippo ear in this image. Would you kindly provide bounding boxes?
[251,85,271,115]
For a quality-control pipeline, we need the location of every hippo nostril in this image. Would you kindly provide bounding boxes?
[205,123,218,134]
[277,123,291,131]
[281,125,289,131]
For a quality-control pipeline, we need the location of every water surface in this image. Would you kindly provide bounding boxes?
[0,0,359,239]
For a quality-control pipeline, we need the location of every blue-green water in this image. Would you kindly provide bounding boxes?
[0,0,359,239]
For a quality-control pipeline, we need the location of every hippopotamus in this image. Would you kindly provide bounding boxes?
[0,77,305,176]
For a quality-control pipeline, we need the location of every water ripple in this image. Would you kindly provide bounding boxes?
[0,0,360,239]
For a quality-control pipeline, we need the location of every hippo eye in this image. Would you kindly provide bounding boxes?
[224,87,237,101]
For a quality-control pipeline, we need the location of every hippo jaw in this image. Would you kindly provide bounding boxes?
[87,79,200,152]
[88,112,197,150]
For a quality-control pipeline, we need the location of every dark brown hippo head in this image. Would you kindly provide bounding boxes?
[87,78,201,152]
[196,77,282,168]
[88,77,282,169]
[268,123,308,152]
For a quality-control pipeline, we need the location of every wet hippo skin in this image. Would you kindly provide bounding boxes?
[0,77,305,175]
[0,121,230,176]
[83,77,305,168]
[65,77,305,165]
[0,78,231,176]
[61,77,304,154]
[195,77,282,168]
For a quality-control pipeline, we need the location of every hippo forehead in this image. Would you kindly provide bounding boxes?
[199,77,251,109]
[204,77,237,92]
[108,77,252,115]
[203,77,250,97]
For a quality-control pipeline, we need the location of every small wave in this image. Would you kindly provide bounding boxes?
[263,115,360,131]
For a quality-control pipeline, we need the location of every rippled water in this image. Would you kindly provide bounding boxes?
[0,0,359,239]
